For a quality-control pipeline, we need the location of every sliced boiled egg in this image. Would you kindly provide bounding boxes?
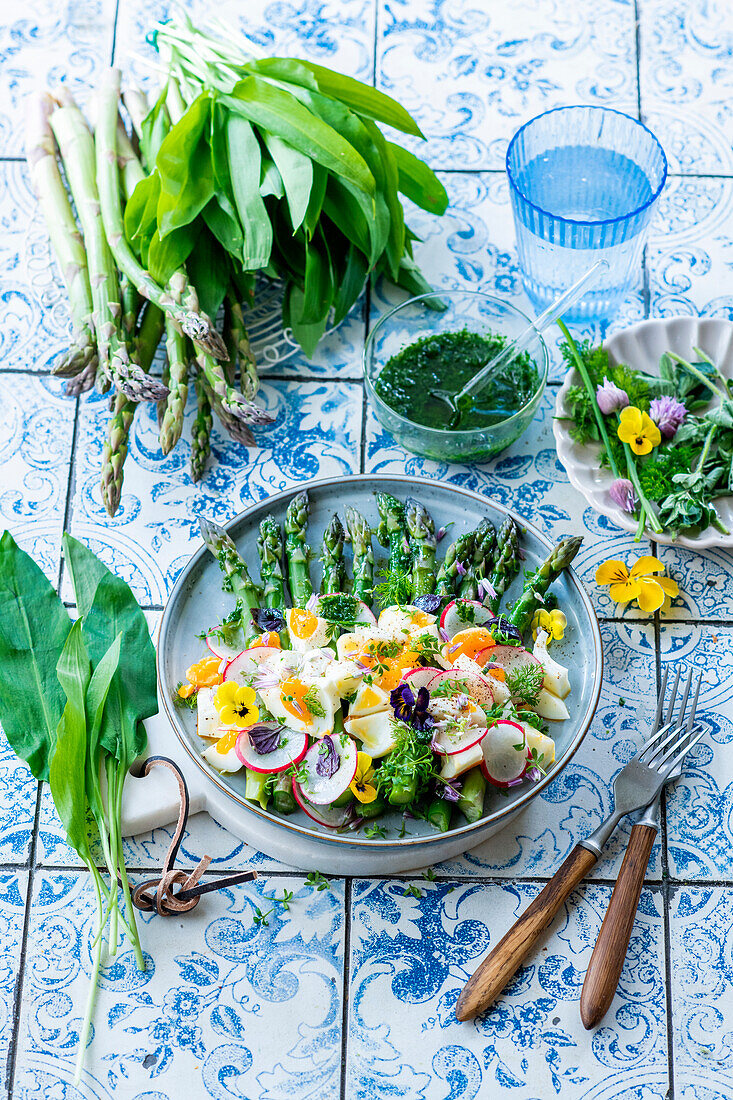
[378,605,436,635]
[196,687,222,739]
[532,630,571,699]
[259,677,334,737]
[202,729,243,773]
[535,688,570,721]
[321,658,363,700]
[523,725,556,768]
[344,710,396,758]
[438,742,483,780]
[349,680,391,718]
[443,627,496,664]
[286,607,331,651]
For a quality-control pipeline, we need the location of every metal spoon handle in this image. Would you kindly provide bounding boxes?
[455,259,609,405]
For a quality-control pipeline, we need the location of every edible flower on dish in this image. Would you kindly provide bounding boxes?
[214,682,260,727]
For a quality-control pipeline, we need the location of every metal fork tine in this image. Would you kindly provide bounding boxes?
[643,719,689,766]
[663,667,681,726]
[658,723,706,778]
[651,667,668,736]
[673,666,694,730]
[638,719,679,762]
[685,671,703,732]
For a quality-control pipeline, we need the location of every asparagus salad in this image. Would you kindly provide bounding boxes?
[176,493,582,834]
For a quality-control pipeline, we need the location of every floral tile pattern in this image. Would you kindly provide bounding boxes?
[348,878,668,1098]
[14,871,345,1099]
[2,0,733,1096]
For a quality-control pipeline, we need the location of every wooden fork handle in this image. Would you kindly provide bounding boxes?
[580,823,656,1030]
[455,844,598,1021]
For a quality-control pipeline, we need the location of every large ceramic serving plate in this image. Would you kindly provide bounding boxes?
[125,475,602,874]
[554,316,733,549]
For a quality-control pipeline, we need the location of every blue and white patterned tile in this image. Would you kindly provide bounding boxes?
[14,870,345,1099]
[114,0,375,89]
[648,176,733,320]
[377,0,638,171]
[0,371,75,584]
[660,623,733,881]
[0,732,38,865]
[669,887,733,1099]
[348,878,668,1098]
[437,620,662,881]
[656,545,733,623]
[640,0,733,176]
[63,379,362,607]
[373,172,645,382]
[0,872,29,1071]
[0,0,115,156]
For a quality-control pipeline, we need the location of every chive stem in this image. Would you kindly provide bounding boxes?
[557,319,622,480]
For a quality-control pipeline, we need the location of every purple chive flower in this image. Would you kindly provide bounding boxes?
[437,780,462,802]
[609,477,638,514]
[526,767,542,783]
[596,379,630,415]
[506,776,525,788]
[478,578,497,602]
[439,627,450,643]
[390,682,415,722]
[650,395,687,439]
[533,590,545,605]
[455,560,467,577]
[436,527,447,543]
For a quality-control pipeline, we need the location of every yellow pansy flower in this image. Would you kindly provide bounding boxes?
[617,406,661,455]
[350,751,378,804]
[595,556,679,613]
[214,681,260,727]
[532,607,567,643]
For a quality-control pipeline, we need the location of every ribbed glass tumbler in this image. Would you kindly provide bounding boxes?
[506,106,667,322]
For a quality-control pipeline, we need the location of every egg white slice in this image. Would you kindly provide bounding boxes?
[259,681,334,737]
[202,738,243,773]
[286,608,332,652]
[344,711,396,758]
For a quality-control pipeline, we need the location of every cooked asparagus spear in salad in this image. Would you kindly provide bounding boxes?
[184,493,582,834]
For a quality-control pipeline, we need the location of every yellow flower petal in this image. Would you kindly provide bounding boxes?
[629,556,666,578]
[215,681,239,710]
[609,579,641,605]
[629,435,653,455]
[656,575,679,598]
[595,559,631,586]
[351,783,378,804]
[640,411,662,447]
[218,703,240,726]
[636,578,666,613]
[619,406,643,433]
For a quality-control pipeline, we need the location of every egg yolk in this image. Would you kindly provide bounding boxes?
[249,631,282,650]
[289,608,318,639]
[408,609,432,627]
[377,650,421,691]
[280,678,312,721]
[215,729,239,753]
[185,654,222,688]
[444,628,496,663]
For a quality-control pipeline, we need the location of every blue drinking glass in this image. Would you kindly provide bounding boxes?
[506,106,667,322]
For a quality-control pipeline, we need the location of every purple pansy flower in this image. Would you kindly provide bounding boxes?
[596,379,630,414]
[650,395,687,439]
[390,682,415,722]
[609,477,638,514]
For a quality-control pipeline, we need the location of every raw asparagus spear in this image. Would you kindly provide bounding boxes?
[427,798,452,832]
[64,356,97,396]
[226,291,259,401]
[375,492,412,605]
[486,517,521,614]
[284,490,313,608]
[460,517,496,600]
[26,92,95,379]
[199,517,261,646]
[345,507,375,607]
[272,773,296,814]
[50,97,168,402]
[190,373,213,483]
[405,497,437,598]
[458,767,486,824]
[321,514,347,595]
[196,347,272,426]
[257,517,290,647]
[508,536,583,638]
[159,323,189,454]
[194,356,256,447]
[96,68,226,360]
[436,529,477,598]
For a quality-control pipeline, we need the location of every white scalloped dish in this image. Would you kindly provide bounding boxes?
[553,316,733,549]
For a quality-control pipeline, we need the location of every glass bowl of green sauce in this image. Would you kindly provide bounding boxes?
[364,290,549,464]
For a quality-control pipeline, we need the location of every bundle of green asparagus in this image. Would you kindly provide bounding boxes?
[26,12,447,516]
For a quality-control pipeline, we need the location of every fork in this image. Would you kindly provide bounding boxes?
[454,670,706,1021]
[579,666,702,1028]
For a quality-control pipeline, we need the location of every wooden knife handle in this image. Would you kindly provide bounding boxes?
[580,823,656,1030]
[455,843,597,1021]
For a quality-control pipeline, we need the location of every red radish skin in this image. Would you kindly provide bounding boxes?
[433,726,488,756]
[481,719,528,787]
[427,668,494,707]
[235,726,308,774]
[223,648,279,682]
[485,646,542,676]
[298,736,358,805]
[206,632,243,663]
[439,599,496,640]
[403,667,442,692]
[292,780,354,828]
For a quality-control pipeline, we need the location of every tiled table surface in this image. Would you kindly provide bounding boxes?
[2,1,733,1098]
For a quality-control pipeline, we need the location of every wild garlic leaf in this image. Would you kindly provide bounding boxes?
[0,531,72,780]
[50,620,92,860]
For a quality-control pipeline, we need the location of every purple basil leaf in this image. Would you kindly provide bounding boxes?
[250,607,286,633]
[248,723,284,755]
[316,735,340,779]
[413,594,442,614]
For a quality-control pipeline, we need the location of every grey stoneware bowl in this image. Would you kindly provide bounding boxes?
[148,474,602,874]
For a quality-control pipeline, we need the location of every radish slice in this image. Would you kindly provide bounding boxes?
[403,666,441,692]
[440,599,496,639]
[433,725,488,756]
[310,593,377,626]
[223,648,278,683]
[480,719,528,787]
[292,779,354,828]
[451,657,496,709]
[235,724,308,774]
[483,645,542,676]
[206,630,244,663]
[298,735,358,805]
